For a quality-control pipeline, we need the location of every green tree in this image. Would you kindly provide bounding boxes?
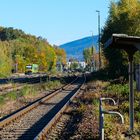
[70,62,79,70]
[83,46,96,70]
[0,41,12,77]
[101,0,140,78]
[0,26,66,76]
[54,45,66,66]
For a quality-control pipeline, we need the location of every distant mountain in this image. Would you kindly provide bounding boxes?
[60,35,98,61]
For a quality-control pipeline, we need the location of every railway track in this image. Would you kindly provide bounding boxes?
[0,84,25,95]
[0,75,76,96]
[0,74,86,140]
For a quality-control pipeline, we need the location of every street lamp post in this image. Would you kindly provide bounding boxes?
[96,10,101,69]
[90,31,95,71]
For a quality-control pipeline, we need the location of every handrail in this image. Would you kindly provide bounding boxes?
[99,97,124,140]
[100,97,116,105]
[103,110,124,124]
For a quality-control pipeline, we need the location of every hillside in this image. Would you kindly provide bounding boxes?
[0,26,66,77]
[60,35,98,60]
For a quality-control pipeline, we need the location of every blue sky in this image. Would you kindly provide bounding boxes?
[0,0,112,45]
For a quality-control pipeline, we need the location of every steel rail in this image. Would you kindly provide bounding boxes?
[0,76,78,129]
[0,84,26,96]
[0,75,85,140]
[34,74,86,140]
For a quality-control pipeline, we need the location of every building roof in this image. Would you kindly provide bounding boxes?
[105,34,140,53]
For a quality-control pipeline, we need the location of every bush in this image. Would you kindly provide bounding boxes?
[0,42,12,78]
[6,91,17,100]
[20,86,37,97]
[42,80,62,90]
[92,99,98,106]
[135,112,140,122]
[119,101,129,113]
[0,96,5,105]
[105,84,129,98]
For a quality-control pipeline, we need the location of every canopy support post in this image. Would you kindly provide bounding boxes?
[128,53,134,131]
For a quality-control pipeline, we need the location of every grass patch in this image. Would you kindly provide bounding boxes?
[47,80,62,89]
[41,80,62,90]
[85,71,140,139]
[105,83,129,98]
[92,99,99,106]
[0,80,63,104]
[20,86,37,98]
[88,79,140,139]
[0,96,5,105]
[5,91,18,100]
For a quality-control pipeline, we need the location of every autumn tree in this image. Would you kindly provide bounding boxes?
[0,41,12,77]
[83,46,98,70]
[53,45,66,65]
[0,26,66,77]
[101,0,140,78]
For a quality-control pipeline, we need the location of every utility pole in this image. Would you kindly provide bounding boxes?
[96,10,101,69]
[90,31,95,72]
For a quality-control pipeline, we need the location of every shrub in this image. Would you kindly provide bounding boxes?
[136,112,140,122]
[0,96,5,105]
[20,86,36,97]
[42,80,62,90]
[105,84,129,98]
[5,91,17,100]
[92,99,98,106]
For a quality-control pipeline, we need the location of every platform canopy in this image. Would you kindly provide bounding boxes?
[105,34,140,54]
[105,34,140,131]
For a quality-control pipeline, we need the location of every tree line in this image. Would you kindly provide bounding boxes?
[83,46,101,71]
[0,27,66,77]
[101,0,140,78]
[83,0,140,78]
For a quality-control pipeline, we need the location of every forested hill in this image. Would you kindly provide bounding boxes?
[0,27,66,77]
[60,35,98,60]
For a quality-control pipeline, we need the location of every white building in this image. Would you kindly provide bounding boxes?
[66,61,86,69]
[79,61,86,69]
